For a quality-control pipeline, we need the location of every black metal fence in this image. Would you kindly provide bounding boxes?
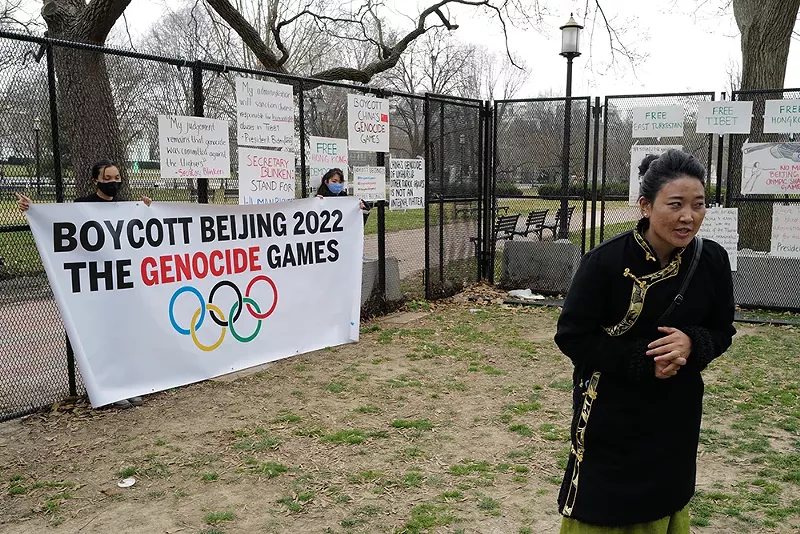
[2,30,799,421]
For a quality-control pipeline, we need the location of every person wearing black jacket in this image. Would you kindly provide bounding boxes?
[555,149,735,533]
[315,168,371,225]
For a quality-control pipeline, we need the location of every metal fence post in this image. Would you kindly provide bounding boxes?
[298,81,307,198]
[423,95,432,300]
[716,92,726,207]
[376,152,386,298]
[485,100,495,283]
[46,41,76,396]
[590,97,601,249]
[192,60,207,204]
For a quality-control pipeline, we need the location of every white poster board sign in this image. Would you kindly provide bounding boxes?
[628,144,683,206]
[158,115,230,179]
[24,200,364,407]
[389,158,425,210]
[353,166,386,201]
[236,77,295,149]
[632,106,684,138]
[696,101,753,134]
[309,137,349,193]
[741,142,800,195]
[347,94,390,152]
[698,207,739,270]
[764,100,800,134]
[238,148,295,205]
[771,204,800,258]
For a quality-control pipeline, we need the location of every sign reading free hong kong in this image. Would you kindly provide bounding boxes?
[26,200,364,407]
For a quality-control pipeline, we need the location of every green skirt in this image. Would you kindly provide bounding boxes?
[560,506,690,534]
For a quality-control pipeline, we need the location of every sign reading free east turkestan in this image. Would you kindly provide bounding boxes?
[631,106,684,138]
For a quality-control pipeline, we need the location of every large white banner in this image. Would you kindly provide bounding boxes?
[236,77,295,149]
[347,94,390,152]
[158,115,230,179]
[238,147,295,205]
[26,200,364,407]
[628,144,682,205]
[741,142,800,195]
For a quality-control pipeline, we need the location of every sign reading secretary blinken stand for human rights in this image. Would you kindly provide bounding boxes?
[25,199,364,407]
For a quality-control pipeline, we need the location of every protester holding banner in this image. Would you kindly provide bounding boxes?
[16,159,151,409]
[554,149,735,533]
[16,159,152,211]
[315,168,371,225]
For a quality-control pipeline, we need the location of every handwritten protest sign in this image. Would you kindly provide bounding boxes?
[347,94,390,152]
[309,137,348,194]
[741,142,800,195]
[764,100,800,134]
[771,204,800,258]
[158,115,230,179]
[696,101,753,134]
[236,77,294,149]
[631,106,684,138]
[238,148,295,205]
[389,158,425,211]
[628,144,682,205]
[698,208,739,270]
[353,166,386,201]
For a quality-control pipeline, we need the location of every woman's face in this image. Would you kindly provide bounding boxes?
[640,175,706,251]
[326,173,344,185]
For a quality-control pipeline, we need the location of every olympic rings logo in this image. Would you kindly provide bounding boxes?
[168,275,279,351]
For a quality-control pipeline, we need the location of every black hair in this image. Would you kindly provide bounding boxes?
[91,159,119,182]
[638,149,705,203]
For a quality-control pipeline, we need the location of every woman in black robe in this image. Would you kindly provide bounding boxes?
[555,149,735,533]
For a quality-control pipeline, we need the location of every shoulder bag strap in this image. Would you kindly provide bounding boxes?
[656,236,703,324]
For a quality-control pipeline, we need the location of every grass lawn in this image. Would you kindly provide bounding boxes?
[0,302,797,533]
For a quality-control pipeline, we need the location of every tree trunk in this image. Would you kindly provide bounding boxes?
[42,0,131,199]
[731,0,800,250]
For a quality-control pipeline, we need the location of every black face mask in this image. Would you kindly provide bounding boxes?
[97,181,120,198]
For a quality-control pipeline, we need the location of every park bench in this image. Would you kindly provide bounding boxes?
[513,209,549,240]
[541,206,575,240]
[470,213,521,258]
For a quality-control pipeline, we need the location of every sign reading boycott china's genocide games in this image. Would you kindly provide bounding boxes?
[764,100,800,134]
[309,136,348,192]
[347,94,390,152]
[158,115,230,179]
[353,166,386,201]
[741,142,800,195]
[628,144,682,205]
[236,77,295,149]
[238,147,295,205]
[25,200,364,407]
[771,204,800,258]
[389,158,425,211]
[696,101,753,134]
[631,106,684,138]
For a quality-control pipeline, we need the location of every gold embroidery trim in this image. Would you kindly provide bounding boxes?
[633,229,658,263]
[603,251,685,337]
[562,371,601,517]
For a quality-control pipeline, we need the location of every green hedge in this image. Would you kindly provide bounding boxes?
[538,182,628,199]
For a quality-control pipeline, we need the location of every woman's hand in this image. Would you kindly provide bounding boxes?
[15,193,32,212]
[648,327,692,379]
[140,196,152,206]
[316,195,323,199]
[360,201,366,210]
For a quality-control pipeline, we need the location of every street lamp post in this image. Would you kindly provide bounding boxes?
[559,14,582,240]
[33,117,41,198]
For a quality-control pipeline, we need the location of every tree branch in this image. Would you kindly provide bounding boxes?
[76,0,133,43]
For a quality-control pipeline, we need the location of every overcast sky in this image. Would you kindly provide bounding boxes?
[103,0,800,98]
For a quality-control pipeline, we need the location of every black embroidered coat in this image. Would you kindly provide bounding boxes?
[554,221,735,526]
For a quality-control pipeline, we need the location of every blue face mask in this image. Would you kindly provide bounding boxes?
[328,182,344,194]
